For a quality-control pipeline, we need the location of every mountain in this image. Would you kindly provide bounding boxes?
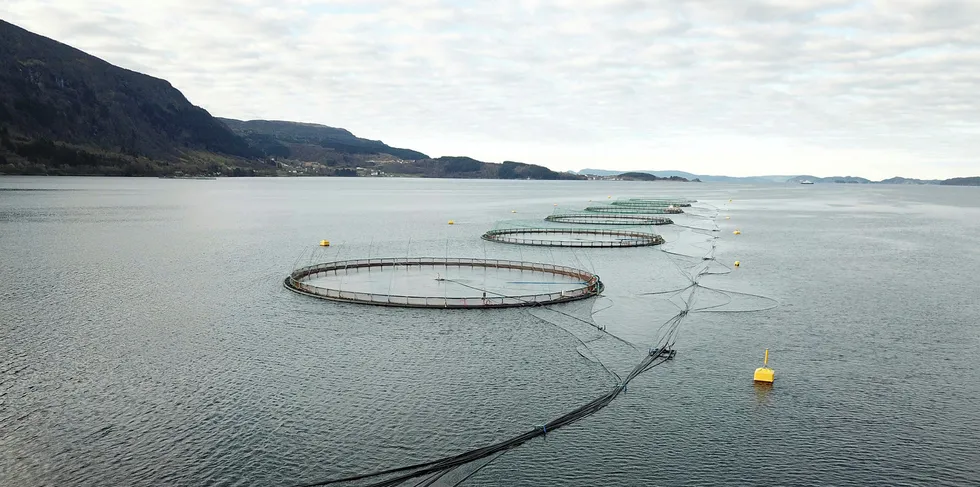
[612,172,691,182]
[577,169,960,185]
[1,19,957,183]
[786,175,873,184]
[217,118,581,179]
[367,157,582,180]
[878,176,942,185]
[576,169,790,183]
[940,177,980,186]
[0,20,580,180]
[218,118,429,162]
[0,19,273,176]
[579,169,700,179]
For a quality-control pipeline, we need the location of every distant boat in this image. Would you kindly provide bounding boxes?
[800,179,814,185]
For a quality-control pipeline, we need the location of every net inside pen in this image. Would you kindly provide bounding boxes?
[284,257,604,308]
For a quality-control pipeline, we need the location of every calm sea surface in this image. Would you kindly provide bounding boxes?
[2,177,979,486]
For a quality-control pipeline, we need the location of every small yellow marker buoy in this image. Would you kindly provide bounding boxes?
[512,210,517,213]
[448,220,455,225]
[319,239,330,247]
[734,260,740,267]
[754,349,774,383]
[725,216,730,220]
[733,230,741,235]
[608,196,612,199]
[729,199,733,202]
[554,203,558,206]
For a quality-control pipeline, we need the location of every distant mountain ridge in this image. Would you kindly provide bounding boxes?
[940,177,980,186]
[218,118,429,162]
[218,119,581,179]
[605,172,693,182]
[878,176,943,185]
[787,175,949,184]
[578,169,963,185]
[786,175,872,184]
[576,169,791,183]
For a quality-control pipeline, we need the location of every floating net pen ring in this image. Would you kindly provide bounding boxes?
[610,200,693,208]
[584,205,685,215]
[481,228,665,247]
[545,213,673,226]
[284,257,604,308]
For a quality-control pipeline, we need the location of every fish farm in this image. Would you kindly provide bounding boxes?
[283,257,603,308]
[481,227,665,247]
[584,204,685,214]
[610,198,694,208]
[282,194,779,487]
[545,211,673,226]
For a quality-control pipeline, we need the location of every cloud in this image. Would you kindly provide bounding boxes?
[5,0,980,178]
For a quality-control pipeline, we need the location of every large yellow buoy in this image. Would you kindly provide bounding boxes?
[754,349,774,383]
[319,239,330,247]
[734,260,740,267]
[448,220,455,225]
[733,230,741,235]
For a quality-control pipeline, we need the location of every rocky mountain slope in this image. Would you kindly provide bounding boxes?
[0,19,268,176]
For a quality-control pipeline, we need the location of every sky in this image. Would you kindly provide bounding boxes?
[5,0,980,179]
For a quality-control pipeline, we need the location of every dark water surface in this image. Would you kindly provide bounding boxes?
[2,177,978,486]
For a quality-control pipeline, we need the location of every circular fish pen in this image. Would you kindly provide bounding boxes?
[284,257,603,308]
[585,205,685,215]
[482,227,665,247]
[611,199,694,208]
[545,212,673,226]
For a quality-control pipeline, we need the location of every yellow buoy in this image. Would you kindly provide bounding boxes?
[729,199,732,202]
[754,349,774,383]
[448,220,455,225]
[319,239,330,247]
[608,196,612,199]
[554,203,558,206]
[725,216,730,220]
[734,260,740,267]
[512,210,517,213]
[733,230,741,235]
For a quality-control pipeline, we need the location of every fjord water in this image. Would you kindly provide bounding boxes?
[1,177,978,486]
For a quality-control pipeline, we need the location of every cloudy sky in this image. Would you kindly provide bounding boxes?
[6,0,980,178]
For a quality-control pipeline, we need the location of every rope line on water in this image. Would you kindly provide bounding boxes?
[443,277,640,352]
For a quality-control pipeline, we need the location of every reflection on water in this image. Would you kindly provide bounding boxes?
[753,381,774,404]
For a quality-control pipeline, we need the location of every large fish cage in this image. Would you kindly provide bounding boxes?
[545,210,673,226]
[584,204,685,215]
[284,257,604,309]
[481,220,665,247]
[611,198,695,208]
